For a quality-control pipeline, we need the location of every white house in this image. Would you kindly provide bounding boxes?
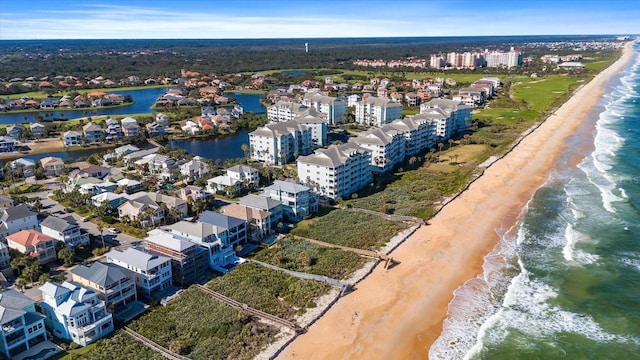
[168,220,238,272]
[39,281,114,346]
[249,121,312,165]
[263,180,319,222]
[0,289,47,359]
[355,96,403,127]
[0,204,39,238]
[63,130,83,147]
[238,194,283,229]
[206,164,259,194]
[297,142,372,200]
[180,156,210,180]
[105,248,173,299]
[10,158,36,177]
[40,215,90,248]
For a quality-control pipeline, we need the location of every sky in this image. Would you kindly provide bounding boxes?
[0,0,638,40]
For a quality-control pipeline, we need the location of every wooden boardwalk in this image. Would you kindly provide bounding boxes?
[292,235,396,269]
[195,285,304,333]
[122,327,190,360]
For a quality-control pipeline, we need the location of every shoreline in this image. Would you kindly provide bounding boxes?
[277,41,636,359]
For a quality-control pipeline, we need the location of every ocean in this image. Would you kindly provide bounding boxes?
[430,43,640,359]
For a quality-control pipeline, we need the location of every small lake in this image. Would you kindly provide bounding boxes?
[229,93,265,114]
[167,129,249,163]
[0,87,167,125]
[281,70,306,75]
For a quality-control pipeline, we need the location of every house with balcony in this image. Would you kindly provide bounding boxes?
[207,164,259,195]
[82,122,103,144]
[6,230,57,265]
[144,229,207,287]
[135,154,179,181]
[40,215,90,248]
[63,130,83,147]
[0,136,17,153]
[70,262,138,311]
[39,281,114,346]
[175,185,209,202]
[296,142,372,200]
[10,158,36,178]
[117,193,165,228]
[6,125,23,140]
[168,220,238,272]
[120,117,140,137]
[238,194,283,229]
[29,123,46,138]
[105,248,173,299]
[198,211,247,249]
[263,180,319,222]
[0,204,39,238]
[0,242,11,277]
[116,178,143,194]
[40,156,65,176]
[180,156,210,181]
[0,289,47,359]
[249,121,312,165]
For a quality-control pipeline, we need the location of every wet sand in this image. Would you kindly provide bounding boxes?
[278,41,635,360]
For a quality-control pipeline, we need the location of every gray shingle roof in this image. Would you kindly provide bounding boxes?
[106,247,170,272]
[40,215,77,232]
[198,211,245,230]
[1,203,37,222]
[297,142,367,168]
[264,180,311,195]
[169,220,224,239]
[239,194,282,211]
[71,262,134,288]
[0,289,33,324]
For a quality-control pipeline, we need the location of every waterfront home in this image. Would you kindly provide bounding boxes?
[122,147,159,164]
[144,229,208,287]
[297,142,372,200]
[40,215,90,248]
[82,122,104,144]
[168,220,239,272]
[39,281,114,346]
[135,154,179,181]
[181,120,200,135]
[6,230,57,264]
[155,113,170,126]
[39,98,56,110]
[116,178,143,194]
[249,121,312,165]
[206,164,259,195]
[0,242,10,277]
[114,144,140,157]
[352,126,406,174]
[63,130,83,147]
[220,203,271,241]
[105,247,173,299]
[355,96,403,127]
[146,122,165,137]
[10,158,36,177]
[263,180,319,222]
[180,156,210,181]
[198,211,247,248]
[91,192,128,208]
[0,204,39,238]
[0,136,17,152]
[120,117,140,137]
[6,125,23,140]
[302,92,347,125]
[40,156,65,176]
[70,262,138,310]
[0,289,47,360]
[238,194,283,229]
[29,123,46,138]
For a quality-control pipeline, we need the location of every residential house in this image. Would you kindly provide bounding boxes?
[122,147,160,164]
[10,158,36,177]
[296,142,372,199]
[75,165,110,180]
[40,215,90,248]
[206,164,259,195]
[0,289,47,359]
[355,96,403,127]
[91,192,128,208]
[155,113,170,126]
[116,178,143,194]
[168,221,238,271]
[70,262,138,311]
[351,126,406,174]
[180,156,209,181]
[38,282,114,346]
[263,180,319,222]
[0,242,10,277]
[181,120,200,135]
[0,204,39,237]
[0,136,17,152]
[145,192,188,218]
[405,92,419,107]
[82,122,103,144]
[114,144,140,158]
[220,203,271,241]
[29,123,46,138]
[175,185,209,202]
[249,121,312,165]
[105,248,173,299]
[120,117,140,137]
[6,125,23,140]
[63,130,83,147]
[198,211,247,249]
[146,122,165,137]
[39,156,64,176]
[6,230,57,264]
[144,229,207,287]
[238,194,283,229]
[118,192,187,226]
[104,119,123,141]
[0,194,13,209]
[135,154,179,181]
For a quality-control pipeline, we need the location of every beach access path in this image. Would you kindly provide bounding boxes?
[277,41,636,360]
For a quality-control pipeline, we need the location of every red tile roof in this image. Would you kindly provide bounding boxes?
[7,229,54,247]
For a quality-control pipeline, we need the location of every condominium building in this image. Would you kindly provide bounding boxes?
[105,248,173,299]
[39,281,114,346]
[420,98,472,135]
[267,101,308,122]
[297,142,372,200]
[249,121,312,165]
[302,92,347,125]
[351,126,406,174]
[388,116,437,155]
[355,96,403,127]
[294,114,328,147]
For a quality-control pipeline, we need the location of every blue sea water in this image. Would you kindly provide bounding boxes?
[430,43,640,359]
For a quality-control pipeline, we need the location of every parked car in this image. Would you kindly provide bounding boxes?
[107,228,120,234]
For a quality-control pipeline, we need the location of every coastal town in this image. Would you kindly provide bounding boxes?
[0,35,630,360]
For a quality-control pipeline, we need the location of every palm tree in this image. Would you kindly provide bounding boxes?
[97,223,105,248]
[241,144,249,159]
[437,142,444,153]
[448,138,455,149]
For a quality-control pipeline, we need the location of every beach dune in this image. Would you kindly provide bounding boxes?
[278,42,635,360]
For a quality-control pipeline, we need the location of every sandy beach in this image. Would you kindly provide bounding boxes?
[278,41,635,360]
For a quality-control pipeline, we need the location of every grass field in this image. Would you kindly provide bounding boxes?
[4,84,169,100]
